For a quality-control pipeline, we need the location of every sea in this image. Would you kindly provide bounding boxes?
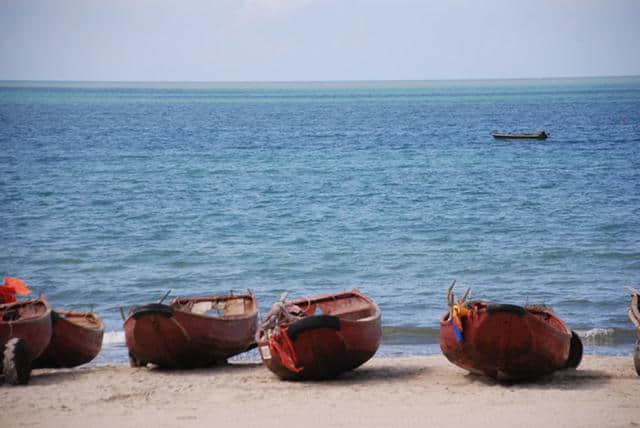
[1,77,639,366]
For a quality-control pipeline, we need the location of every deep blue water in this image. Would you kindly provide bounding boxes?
[1,77,639,363]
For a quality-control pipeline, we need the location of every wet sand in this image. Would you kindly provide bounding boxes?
[2,355,638,428]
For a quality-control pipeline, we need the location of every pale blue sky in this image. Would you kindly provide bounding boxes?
[1,0,639,81]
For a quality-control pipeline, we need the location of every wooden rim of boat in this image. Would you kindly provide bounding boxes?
[256,288,380,343]
[1,296,51,317]
[53,309,104,332]
[125,293,259,322]
[285,289,380,321]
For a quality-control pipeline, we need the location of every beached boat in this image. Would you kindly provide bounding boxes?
[491,131,548,140]
[0,297,52,384]
[256,289,382,380]
[124,293,258,368]
[439,282,582,381]
[32,309,104,368]
[627,287,640,375]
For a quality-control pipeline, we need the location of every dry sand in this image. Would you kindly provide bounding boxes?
[2,355,638,428]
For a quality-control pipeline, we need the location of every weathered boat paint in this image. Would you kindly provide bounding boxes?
[124,293,258,368]
[33,309,104,368]
[0,297,52,362]
[440,299,581,381]
[0,297,52,384]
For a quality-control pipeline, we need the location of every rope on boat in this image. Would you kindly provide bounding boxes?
[446,280,471,343]
[269,326,303,373]
[260,292,305,373]
[261,292,305,332]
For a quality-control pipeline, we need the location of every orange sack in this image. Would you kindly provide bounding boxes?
[0,277,31,304]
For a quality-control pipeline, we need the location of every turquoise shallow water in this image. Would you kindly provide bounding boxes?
[1,77,639,363]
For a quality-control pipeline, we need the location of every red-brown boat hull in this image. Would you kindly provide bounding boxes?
[440,302,573,380]
[124,294,258,368]
[0,297,52,362]
[33,310,104,368]
[257,290,382,380]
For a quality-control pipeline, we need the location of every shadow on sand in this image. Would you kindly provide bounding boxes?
[133,360,264,376]
[464,368,613,390]
[28,367,101,385]
[26,361,264,385]
[304,364,429,386]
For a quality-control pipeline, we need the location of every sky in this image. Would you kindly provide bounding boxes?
[1,0,639,82]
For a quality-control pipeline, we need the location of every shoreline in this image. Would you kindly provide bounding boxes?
[2,355,638,428]
[94,327,639,367]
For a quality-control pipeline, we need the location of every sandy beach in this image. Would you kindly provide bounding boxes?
[2,355,638,428]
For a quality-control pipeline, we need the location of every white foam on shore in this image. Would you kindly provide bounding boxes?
[102,330,126,345]
[577,328,616,344]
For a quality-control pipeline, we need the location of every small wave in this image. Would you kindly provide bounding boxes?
[90,199,114,207]
[382,326,637,346]
[102,330,126,346]
[578,328,614,341]
[594,251,640,261]
[576,328,636,345]
[597,223,626,232]
[540,248,579,261]
[166,260,206,269]
[32,257,84,266]
[382,326,439,344]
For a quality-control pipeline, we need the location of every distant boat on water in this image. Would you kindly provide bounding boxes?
[491,131,549,140]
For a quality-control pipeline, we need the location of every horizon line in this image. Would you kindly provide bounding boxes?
[1,74,639,85]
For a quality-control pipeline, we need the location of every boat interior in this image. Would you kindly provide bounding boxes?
[294,292,378,322]
[173,295,257,318]
[1,299,49,322]
[56,310,104,330]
